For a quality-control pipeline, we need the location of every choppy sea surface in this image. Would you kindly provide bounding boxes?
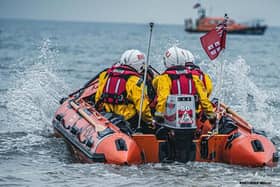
[0,18,280,186]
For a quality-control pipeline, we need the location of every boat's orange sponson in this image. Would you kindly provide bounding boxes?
[192,103,278,167]
[53,98,143,165]
[194,131,277,167]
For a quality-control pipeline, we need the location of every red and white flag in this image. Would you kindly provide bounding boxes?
[200,18,227,60]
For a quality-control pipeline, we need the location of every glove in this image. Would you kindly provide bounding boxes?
[153,111,164,124]
[206,112,217,125]
[147,121,156,130]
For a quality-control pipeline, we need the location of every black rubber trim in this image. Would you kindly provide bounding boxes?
[225,132,241,150]
[200,137,208,159]
[115,138,127,151]
[273,152,279,163]
[97,127,114,139]
[53,119,106,162]
[251,139,264,152]
[55,114,64,122]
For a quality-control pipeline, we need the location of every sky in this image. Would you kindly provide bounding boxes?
[0,0,280,26]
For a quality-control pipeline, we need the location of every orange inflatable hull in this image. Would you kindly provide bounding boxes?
[53,79,278,167]
[53,98,143,165]
[194,133,277,167]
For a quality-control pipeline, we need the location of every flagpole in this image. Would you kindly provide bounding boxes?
[215,50,225,133]
[215,14,228,134]
[199,13,228,134]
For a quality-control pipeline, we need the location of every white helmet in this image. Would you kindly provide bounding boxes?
[183,49,195,64]
[163,46,195,68]
[120,49,146,72]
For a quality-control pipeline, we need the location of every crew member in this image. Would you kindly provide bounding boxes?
[95,49,153,132]
[152,46,216,135]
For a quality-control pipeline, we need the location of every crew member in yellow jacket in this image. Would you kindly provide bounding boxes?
[95,49,153,131]
[152,46,216,134]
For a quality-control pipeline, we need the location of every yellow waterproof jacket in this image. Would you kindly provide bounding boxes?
[203,73,213,98]
[152,73,213,114]
[95,71,152,123]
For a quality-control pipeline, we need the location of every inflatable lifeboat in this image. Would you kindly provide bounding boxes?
[52,72,278,167]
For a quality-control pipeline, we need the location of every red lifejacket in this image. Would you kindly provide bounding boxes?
[164,66,199,107]
[100,65,139,105]
[185,63,207,89]
[164,66,197,95]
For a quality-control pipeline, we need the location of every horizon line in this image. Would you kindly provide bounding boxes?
[1,16,280,28]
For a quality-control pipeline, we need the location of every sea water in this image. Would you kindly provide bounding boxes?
[0,19,280,186]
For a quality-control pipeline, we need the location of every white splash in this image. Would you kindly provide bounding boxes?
[200,56,278,136]
[6,39,70,133]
